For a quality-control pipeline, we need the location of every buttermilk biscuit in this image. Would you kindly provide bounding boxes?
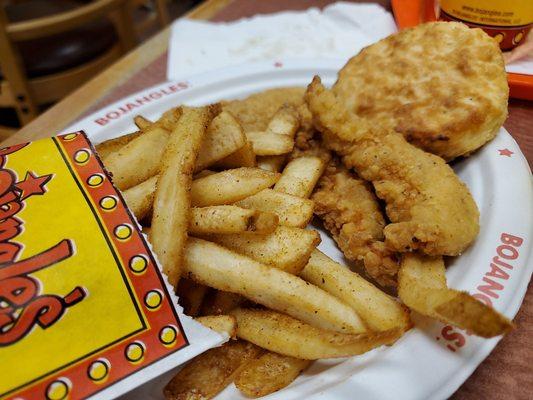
[333,22,508,160]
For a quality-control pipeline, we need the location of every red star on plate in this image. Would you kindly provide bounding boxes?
[274,61,283,68]
[498,148,514,157]
[15,171,53,200]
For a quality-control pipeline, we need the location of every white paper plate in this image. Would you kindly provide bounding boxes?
[67,59,533,400]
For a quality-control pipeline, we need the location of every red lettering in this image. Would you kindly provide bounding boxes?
[0,143,28,158]
[135,96,151,106]
[501,233,523,247]
[0,201,22,220]
[125,103,137,112]
[477,277,504,299]
[473,293,493,307]
[149,92,162,100]
[487,263,510,280]
[441,325,466,348]
[0,242,22,264]
[497,244,519,260]
[492,256,514,270]
[0,217,22,242]
[0,170,15,197]
[94,117,109,126]
[106,111,120,120]
[0,240,72,280]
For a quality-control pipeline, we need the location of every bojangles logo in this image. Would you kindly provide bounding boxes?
[0,144,86,346]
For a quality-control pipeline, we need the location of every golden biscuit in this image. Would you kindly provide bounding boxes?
[333,22,508,160]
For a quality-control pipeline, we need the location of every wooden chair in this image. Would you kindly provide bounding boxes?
[0,0,137,139]
[130,0,170,36]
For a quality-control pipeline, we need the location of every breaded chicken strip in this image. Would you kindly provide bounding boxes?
[306,77,479,257]
[292,128,399,287]
[313,162,399,287]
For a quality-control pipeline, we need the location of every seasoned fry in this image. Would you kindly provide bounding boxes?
[246,131,294,156]
[164,340,262,400]
[95,130,143,159]
[266,104,299,137]
[195,315,237,338]
[398,253,514,338]
[122,175,157,220]
[103,108,180,190]
[301,250,411,331]
[215,141,256,168]
[184,238,367,333]
[257,155,286,172]
[235,352,311,397]
[134,115,152,130]
[195,111,248,171]
[151,106,216,287]
[189,206,278,235]
[231,308,401,360]
[274,156,326,198]
[235,189,314,227]
[191,168,280,207]
[205,226,320,274]
[176,278,209,316]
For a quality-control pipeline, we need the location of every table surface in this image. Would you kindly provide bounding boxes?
[4,1,532,399]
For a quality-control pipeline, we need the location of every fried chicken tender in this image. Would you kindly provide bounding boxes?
[333,22,508,160]
[292,126,399,287]
[306,77,480,257]
[312,162,399,287]
[222,87,306,132]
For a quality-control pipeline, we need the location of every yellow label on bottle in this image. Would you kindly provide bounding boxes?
[440,0,533,27]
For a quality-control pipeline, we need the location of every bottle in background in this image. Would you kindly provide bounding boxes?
[438,0,533,50]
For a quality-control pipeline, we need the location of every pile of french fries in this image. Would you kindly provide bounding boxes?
[96,102,511,399]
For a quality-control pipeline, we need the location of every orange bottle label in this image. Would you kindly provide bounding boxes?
[439,0,533,49]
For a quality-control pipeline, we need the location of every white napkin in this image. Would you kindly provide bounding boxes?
[167,2,397,81]
[506,57,533,75]
[167,1,531,81]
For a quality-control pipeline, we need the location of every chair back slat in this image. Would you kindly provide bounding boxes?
[5,0,128,41]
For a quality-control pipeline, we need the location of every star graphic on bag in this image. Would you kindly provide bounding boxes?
[498,148,514,157]
[15,171,53,200]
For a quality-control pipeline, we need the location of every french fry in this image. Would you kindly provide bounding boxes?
[189,206,278,235]
[195,315,237,338]
[151,106,216,287]
[230,308,402,360]
[191,168,280,207]
[398,253,514,338]
[95,130,143,159]
[195,111,248,172]
[215,141,256,168]
[103,109,180,190]
[201,291,246,315]
[257,155,286,172]
[176,278,209,316]
[235,352,311,397]
[235,189,314,227]
[274,156,326,198]
[122,175,157,220]
[123,175,282,226]
[266,104,299,137]
[301,250,412,331]
[246,131,294,156]
[205,226,320,275]
[164,340,262,400]
[184,238,367,333]
[134,115,152,130]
